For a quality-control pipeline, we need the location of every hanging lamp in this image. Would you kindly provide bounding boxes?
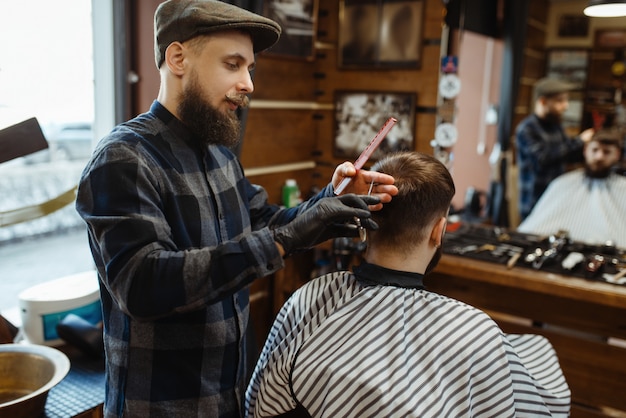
[584,0,626,17]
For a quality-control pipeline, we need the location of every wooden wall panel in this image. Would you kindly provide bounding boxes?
[527,0,548,22]
[250,57,317,101]
[525,25,547,51]
[311,0,442,171]
[521,52,546,80]
[240,109,318,168]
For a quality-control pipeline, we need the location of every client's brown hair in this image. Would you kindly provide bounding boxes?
[591,128,623,150]
[369,152,455,254]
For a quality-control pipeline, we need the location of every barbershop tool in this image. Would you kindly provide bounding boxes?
[335,117,398,195]
[603,268,626,285]
[506,252,521,269]
[585,254,606,277]
[525,248,543,264]
[490,243,523,257]
[476,244,496,253]
[528,232,570,270]
[493,227,511,242]
[491,244,524,269]
[451,244,478,255]
[354,217,367,242]
[561,252,585,271]
[351,180,377,243]
[533,247,558,269]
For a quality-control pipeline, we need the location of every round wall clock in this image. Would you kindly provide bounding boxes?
[434,122,458,148]
[439,74,462,99]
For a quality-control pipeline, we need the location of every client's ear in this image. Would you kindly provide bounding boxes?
[430,217,447,248]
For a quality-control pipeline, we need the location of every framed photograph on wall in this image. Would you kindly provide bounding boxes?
[263,0,318,60]
[595,28,626,49]
[557,15,589,38]
[546,49,589,89]
[334,91,416,161]
[338,0,424,69]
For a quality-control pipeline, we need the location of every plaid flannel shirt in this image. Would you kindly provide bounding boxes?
[76,101,332,417]
[515,114,584,220]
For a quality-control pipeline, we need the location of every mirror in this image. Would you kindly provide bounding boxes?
[446,1,626,248]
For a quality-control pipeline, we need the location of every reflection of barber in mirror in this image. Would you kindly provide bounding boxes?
[515,78,595,221]
[518,129,626,245]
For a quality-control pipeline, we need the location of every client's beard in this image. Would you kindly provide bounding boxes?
[177,77,242,148]
[585,164,612,179]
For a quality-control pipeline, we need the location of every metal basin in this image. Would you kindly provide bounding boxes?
[0,344,70,418]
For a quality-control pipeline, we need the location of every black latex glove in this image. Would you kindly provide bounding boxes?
[273,194,380,257]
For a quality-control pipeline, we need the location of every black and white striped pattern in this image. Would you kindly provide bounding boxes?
[245,271,570,417]
[518,170,626,246]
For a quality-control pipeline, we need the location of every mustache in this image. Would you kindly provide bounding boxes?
[226,93,250,109]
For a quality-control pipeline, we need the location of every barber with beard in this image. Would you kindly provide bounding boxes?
[75,1,397,417]
[515,78,594,221]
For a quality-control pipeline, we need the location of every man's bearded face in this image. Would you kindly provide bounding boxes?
[584,141,621,178]
[177,70,243,148]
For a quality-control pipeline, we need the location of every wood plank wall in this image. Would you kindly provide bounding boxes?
[513,0,548,134]
[244,0,444,203]
[132,0,444,205]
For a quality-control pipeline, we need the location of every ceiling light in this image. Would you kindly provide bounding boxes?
[584,0,626,17]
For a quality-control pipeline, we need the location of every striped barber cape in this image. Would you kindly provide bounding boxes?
[518,170,626,245]
[245,262,570,418]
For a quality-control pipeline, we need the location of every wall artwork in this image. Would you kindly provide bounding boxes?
[263,0,318,60]
[595,28,626,49]
[546,49,588,89]
[557,14,590,38]
[338,0,424,69]
[334,91,416,161]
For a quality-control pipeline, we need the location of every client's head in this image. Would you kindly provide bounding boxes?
[367,152,455,274]
[584,128,623,178]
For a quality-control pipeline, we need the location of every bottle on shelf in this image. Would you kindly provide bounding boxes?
[282,179,301,208]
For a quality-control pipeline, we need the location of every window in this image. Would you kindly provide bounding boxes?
[0,0,114,319]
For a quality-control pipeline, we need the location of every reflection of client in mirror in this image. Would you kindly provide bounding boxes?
[518,129,626,246]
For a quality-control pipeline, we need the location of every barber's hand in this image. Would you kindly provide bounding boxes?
[273,194,380,257]
[580,128,594,143]
[332,162,398,211]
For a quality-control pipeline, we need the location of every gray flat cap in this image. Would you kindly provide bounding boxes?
[154,0,281,68]
[534,77,575,99]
